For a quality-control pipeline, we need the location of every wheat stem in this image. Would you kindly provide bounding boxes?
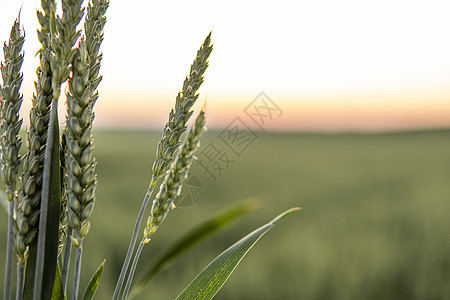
[71,240,83,300]
[113,181,156,300]
[61,226,73,294]
[121,241,145,300]
[16,263,24,300]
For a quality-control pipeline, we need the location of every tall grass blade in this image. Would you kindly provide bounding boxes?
[33,100,61,300]
[82,260,105,300]
[176,207,300,300]
[130,199,258,298]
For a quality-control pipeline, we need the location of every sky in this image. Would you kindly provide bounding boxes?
[1,0,450,131]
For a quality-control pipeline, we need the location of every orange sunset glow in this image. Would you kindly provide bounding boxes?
[91,90,450,131]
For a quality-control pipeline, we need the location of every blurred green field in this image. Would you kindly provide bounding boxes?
[1,129,450,299]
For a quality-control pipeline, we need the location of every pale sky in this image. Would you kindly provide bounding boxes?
[1,0,450,131]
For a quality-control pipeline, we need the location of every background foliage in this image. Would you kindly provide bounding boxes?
[1,129,450,299]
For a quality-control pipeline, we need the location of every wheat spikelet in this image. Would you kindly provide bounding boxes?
[0,18,24,202]
[144,110,206,243]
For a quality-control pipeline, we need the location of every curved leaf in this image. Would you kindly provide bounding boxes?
[82,260,105,300]
[130,199,258,298]
[176,207,300,300]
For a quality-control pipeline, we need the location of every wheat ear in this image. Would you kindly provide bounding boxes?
[11,8,54,300]
[145,110,206,241]
[0,17,24,300]
[113,33,213,300]
[60,0,109,293]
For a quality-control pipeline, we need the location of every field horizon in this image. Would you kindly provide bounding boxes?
[1,128,449,299]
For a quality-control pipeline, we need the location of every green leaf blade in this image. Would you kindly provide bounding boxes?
[130,199,258,298]
[82,260,105,300]
[23,242,38,299]
[34,102,62,300]
[50,263,64,300]
[176,207,300,300]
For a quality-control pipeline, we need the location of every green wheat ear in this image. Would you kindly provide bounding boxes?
[14,1,54,265]
[0,16,25,300]
[152,33,213,182]
[65,40,96,246]
[144,109,207,242]
[0,17,24,203]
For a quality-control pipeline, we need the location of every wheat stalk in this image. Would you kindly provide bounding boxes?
[113,33,213,300]
[0,16,24,300]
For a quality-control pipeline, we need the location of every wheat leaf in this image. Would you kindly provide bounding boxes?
[23,243,38,299]
[130,199,258,298]
[34,101,61,300]
[50,263,64,300]
[82,260,105,300]
[176,207,300,300]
